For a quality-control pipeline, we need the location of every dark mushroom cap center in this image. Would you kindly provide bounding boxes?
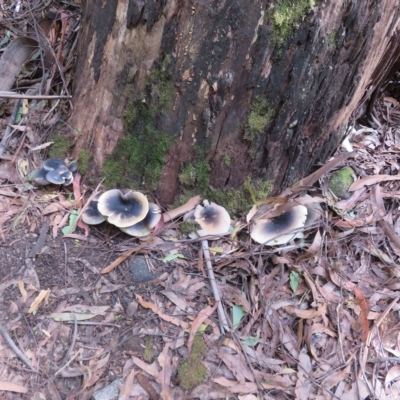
[263,207,304,234]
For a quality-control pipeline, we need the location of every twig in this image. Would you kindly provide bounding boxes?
[0,324,37,372]
[201,239,230,334]
[60,313,77,366]
[0,92,72,99]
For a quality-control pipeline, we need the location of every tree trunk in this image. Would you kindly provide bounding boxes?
[70,0,400,207]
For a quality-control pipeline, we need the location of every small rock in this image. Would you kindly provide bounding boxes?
[91,378,122,400]
[130,255,161,282]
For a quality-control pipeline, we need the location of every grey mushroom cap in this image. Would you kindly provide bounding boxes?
[97,189,149,228]
[81,193,106,225]
[250,205,308,246]
[68,162,78,172]
[194,200,231,236]
[32,168,50,185]
[120,203,161,237]
[43,158,67,171]
[61,169,73,186]
[45,165,70,185]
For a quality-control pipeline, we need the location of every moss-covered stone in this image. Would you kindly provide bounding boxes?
[102,55,175,190]
[178,335,207,390]
[270,0,316,46]
[329,166,355,199]
[49,134,71,159]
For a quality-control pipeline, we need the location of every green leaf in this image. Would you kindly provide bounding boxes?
[209,247,223,253]
[0,31,11,48]
[62,210,80,235]
[232,305,246,330]
[290,270,300,292]
[242,337,260,347]
[162,253,187,263]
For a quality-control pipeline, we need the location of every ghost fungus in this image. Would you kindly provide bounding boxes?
[81,193,106,225]
[43,158,67,171]
[194,200,231,236]
[68,162,78,172]
[32,168,50,185]
[120,203,161,237]
[250,205,308,246]
[97,189,149,228]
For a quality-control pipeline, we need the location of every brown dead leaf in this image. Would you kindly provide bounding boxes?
[218,348,254,382]
[284,303,327,319]
[187,302,218,357]
[385,365,400,387]
[218,284,251,313]
[0,382,28,393]
[295,351,312,400]
[28,289,50,313]
[18,280,28,303]
[101,241,152,274]
[156,342,173,400]
[345,282,370,341]
[321,367,350,389]
[136,294,190,329]
[349,174,400,191]
[131,356,159,377]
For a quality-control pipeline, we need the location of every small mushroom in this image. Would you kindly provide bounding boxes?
[97,189,149,228]
[250,205,308,245]
[45,165,70,185]
[81,193,106,225]
[194,199,231,236]
[43,158,67,171]
[61,169,73,186]
[68,162,78,172]
[32,168,50,185]
[120,203,161,237]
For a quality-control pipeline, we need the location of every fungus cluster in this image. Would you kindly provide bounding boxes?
[32,159,78,186]
[250,203,322,246]
[82,189,161,237]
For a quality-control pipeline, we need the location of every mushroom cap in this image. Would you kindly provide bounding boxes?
[43,158,67,171]
[97,189,149,228]
[120,203,161,237]
[194,200,231,236]
[304,203,323,227]
[81,193,106,225]
[250,205,308,245]
[45,165,70,185]
[68,162,78,172]
[32,168,50,185]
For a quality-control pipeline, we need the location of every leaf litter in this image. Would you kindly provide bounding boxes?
[0,2,400,400]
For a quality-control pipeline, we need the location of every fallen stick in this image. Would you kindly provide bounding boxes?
[201,239,230,334]
[0,324,37,372]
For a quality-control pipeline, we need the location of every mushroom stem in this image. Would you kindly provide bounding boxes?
[201,239,230,334]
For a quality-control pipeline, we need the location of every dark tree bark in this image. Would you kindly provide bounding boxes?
[70,0,400,204]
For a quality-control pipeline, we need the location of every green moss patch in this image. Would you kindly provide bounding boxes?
[244,97,273,141]
[102,56,175,190]
[271,0,316,46]
[49,134,71,159]
[77,149,90,175]
[178,335,207,390]
[329,167,355,199]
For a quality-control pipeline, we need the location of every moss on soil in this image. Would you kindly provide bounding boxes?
[102,55,175,190]
[329,166,355,199]
[49,134,71,159]
[178,335,207,390]
[270,0,316,46]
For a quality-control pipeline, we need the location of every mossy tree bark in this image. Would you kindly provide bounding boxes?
[70,0,400,207]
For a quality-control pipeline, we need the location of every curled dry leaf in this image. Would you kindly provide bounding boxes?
[136,294,190,329]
